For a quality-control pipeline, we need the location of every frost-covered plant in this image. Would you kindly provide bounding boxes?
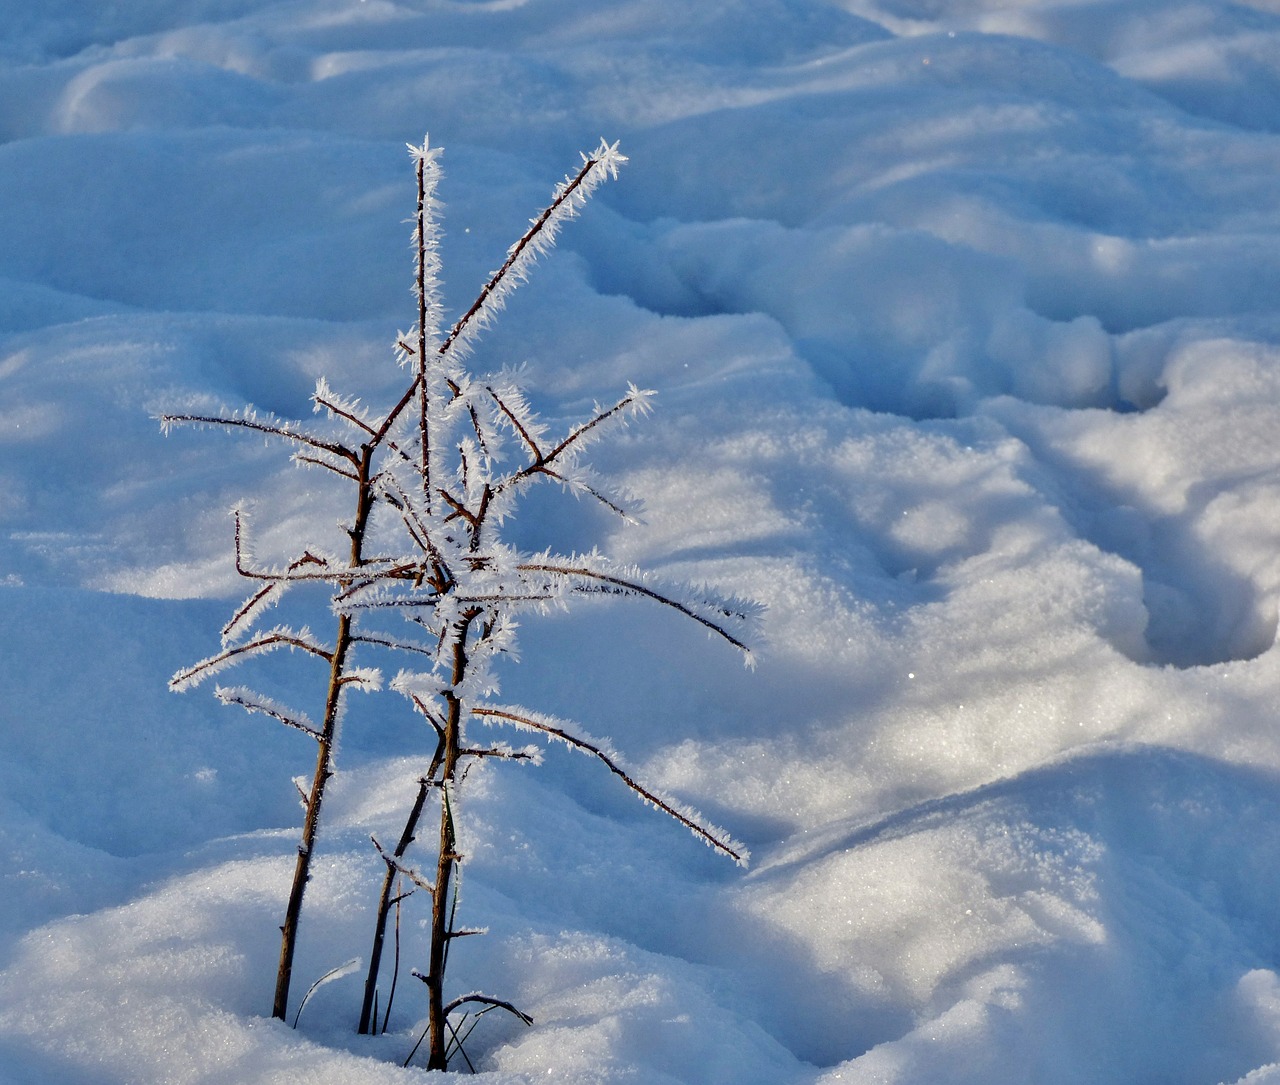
[163,137,755,1069]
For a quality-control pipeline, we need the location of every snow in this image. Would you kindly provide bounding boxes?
[4,0,1280,1080]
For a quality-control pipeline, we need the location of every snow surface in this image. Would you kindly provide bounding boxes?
[4,0,1280,1080]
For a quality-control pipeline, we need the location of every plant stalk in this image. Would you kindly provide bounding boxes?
[272,444,375,1021]
[358,771,435,1034]
[424,611,477,1069]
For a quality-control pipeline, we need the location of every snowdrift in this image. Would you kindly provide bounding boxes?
[5,1,1280,1081]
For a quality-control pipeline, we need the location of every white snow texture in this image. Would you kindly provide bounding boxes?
[4,0,1280,1082]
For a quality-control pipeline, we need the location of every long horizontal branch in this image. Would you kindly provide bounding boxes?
[161,412,360,466]
[351,632,438,658]
[232,516,421,589]
[518,562,753,655]
[171,629,333,690]
[472,706,746,864]
[460,745,538,763]
[340,588,557,615]
[331,563,434,604]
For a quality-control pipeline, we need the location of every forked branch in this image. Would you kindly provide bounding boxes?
[372,142,624,444]
[486,386,651,519]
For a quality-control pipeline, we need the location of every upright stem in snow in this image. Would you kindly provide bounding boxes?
[358,761,439,1035]
[356,146,448,1038]
[273,613,353,1020]
[425,609,477,1070]
[272,442,375,1022]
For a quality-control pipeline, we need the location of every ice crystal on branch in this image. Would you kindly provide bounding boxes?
[162,135,756,1071]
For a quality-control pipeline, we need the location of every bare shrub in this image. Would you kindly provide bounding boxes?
[164,137,756,1070]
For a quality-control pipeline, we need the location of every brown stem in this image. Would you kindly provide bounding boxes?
[358,758,441,1033]
[271,610,353,1021]
[423,609,479,1069]
[384,880,405,1034]
[272,443,375,1022]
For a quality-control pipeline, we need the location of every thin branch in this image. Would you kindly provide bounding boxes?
[223,581,285,643]
[473,705,747,864]
[160,412,360,466]
[312,386,378,439]
[216,687,321,740]
[487,386,543,461]
[444,1014,479,1074]
[438,154,601,360]
[414,141,435,510]
[383,881,407,1035]
[439,991,534,1027]
[171,629,334,691]
[341,586,558,613]
[371,372,423,447]
[378,152,621,445]
[540,388,648,468]
[371,836,435,893]
[518,561,753,654]
[350,632,439,659]
[529,465,636,520]
[410,695,448,740]
[459,745,537,762]
[377,472,448,570]
[293,452,360,482]
[331,562,433,604]
[232,513,378,587]
[438,488,480,529]
[466,401,488,458]
[403,1019,430,1068]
